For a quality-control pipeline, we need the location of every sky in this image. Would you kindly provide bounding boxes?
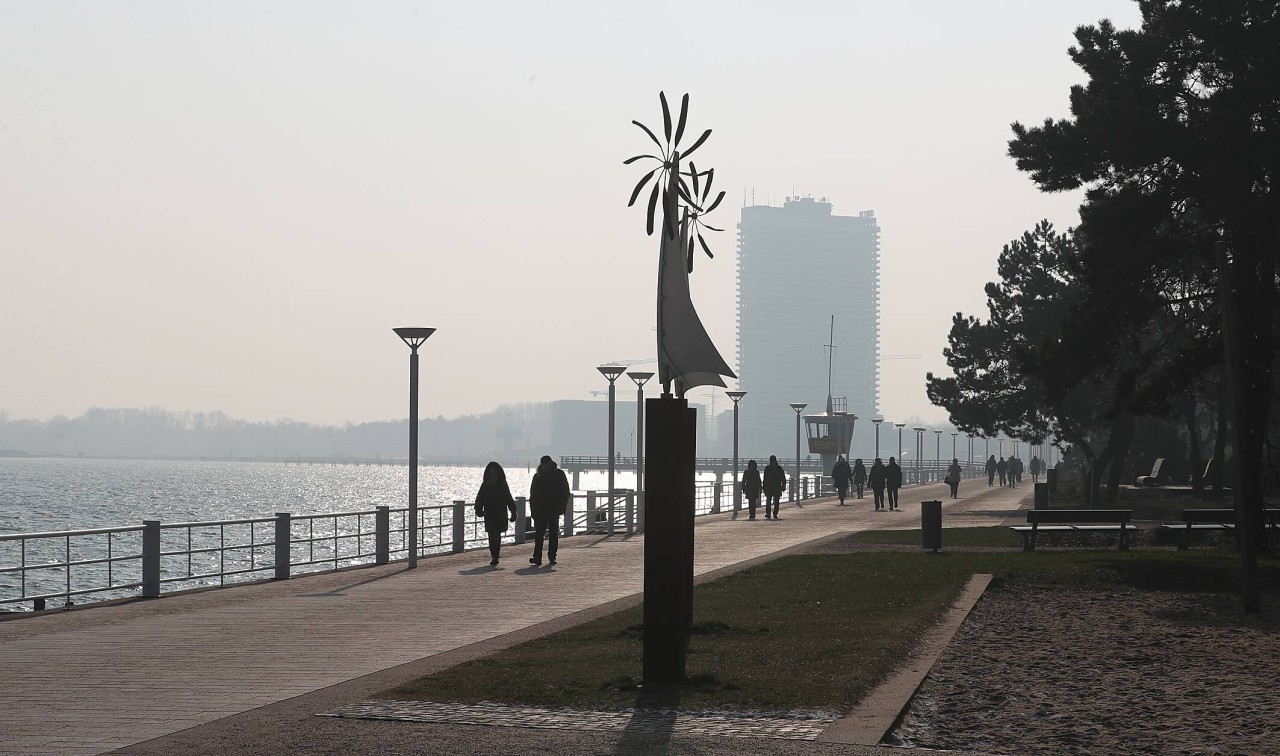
[0,0,1144,426]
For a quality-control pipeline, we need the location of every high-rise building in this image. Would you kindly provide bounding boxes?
[735,197,880,458]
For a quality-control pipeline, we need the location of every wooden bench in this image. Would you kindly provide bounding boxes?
[1011,509,1135,551]
[1172,508,1280,550]
[1136,458,1164,488]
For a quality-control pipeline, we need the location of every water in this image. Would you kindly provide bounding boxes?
[0,458,720,610]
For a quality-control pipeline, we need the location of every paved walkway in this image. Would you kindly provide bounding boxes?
[0,481,1029,755]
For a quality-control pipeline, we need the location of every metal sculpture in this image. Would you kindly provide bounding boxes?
[626,92,735,397]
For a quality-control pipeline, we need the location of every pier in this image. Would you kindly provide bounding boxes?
[0,481,1025,755]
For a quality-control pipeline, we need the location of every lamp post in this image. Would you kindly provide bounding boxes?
[895,422,906,463]
[393,327,436,569]
[873,417,884,459]
[598,365,627,531]
[967,435,974,476]
[727,391,747,510]
[913,427,927,484]
[627,371,653,526]
[935,430,943,480]
[790,403,807,502]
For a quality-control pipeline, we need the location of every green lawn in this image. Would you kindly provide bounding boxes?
[381,536,1279,714]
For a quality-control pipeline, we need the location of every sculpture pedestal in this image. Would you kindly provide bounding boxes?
[642,395,696,686]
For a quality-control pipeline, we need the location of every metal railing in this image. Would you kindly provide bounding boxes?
[0,478,836,612]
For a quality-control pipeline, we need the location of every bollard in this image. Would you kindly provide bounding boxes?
[625,492,635,534]
[143,519,162,597]
[586,491,598,534]
[514,497,527,544]
[375,506,390,565]
[34,597,45,611]
[564,494,575,537]
[274,513,291,580]
[1034,482,1049,510]
[712,482,723,514]
[922,500,942,552]
[452,500,467,553]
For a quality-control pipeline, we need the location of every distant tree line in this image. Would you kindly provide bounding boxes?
[0,404,551,461]
[927,3,1278,534]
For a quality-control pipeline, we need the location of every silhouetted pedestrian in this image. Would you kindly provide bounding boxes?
[947,458,962,498]
[997,457,1008,487]
[832,455,852,505]
[869,458,887,510]
[853,458,867,499]
[475,461,517,567]
[528,455,570,567]
[763,455,785,520]
[741,460,763,520]
[986,455,997,487]
[1011,456,1023,485]
[886,456,902,511]
[1030,455,1042,483]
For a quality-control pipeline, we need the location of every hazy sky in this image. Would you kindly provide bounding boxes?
[1,1,1142,425]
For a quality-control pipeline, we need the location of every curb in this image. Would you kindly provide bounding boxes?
[817,572,994,746]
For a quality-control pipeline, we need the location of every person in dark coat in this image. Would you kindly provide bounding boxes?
[475,461,517,566]
[852,458,868,499]
[741,460,763,520]
[947,458,962,499]
[831,455,852,506]
[986,455,997,486]
[1011,456,1023,485]
[885,456,903,511]
[528,455,570,566]
[762,455,786,520]
[868,457,887,511]
[1029,455,1042,483]
[997,457,1008,487]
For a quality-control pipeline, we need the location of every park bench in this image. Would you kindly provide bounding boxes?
[1136,458,1164,488]
[1011,509,1135,552]
[1171,508,1280,550]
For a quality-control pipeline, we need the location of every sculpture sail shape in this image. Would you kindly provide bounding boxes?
[657,214,736,395]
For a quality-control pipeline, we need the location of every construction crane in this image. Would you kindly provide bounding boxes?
[881,353,922,360]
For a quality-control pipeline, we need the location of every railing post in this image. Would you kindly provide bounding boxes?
[625,492,635,534]
[514,496,527,545]
[142,520,161,598]
[452,500,467,553]
[801,477,808,500]
[274,512,291,580]
[375,506,390,565]
[712,481,723,514]
[586,491,597,534]
[564,494,575,537]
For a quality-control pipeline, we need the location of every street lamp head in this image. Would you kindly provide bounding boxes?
[726,390,747,403]
[393,327,436,350]
[913,426,927,433]
[789,402,808,414]
[597,364,627,381]
[935,429,943,436]
[872,417,884,426]
[627,370,654,386]
[894,422,906,429]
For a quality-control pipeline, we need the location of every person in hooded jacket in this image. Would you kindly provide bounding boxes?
[831,455,852,505]
[475,461,517,566]
[762,455,786,520]
[986,455,998,486]
[885,456,903,511]
[741,459,763,520]
[997,457,1008,487]
[528,455,570,567]
[852,458,868,499]
[868,457,887,511]
[947,458,963,498]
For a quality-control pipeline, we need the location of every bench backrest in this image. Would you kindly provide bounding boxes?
[1148,458,1164,478]
[1201,459,1214,480]
[1183,508,1280,524]
[1028,509,1132,525]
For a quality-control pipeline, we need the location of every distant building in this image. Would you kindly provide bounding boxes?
[735,197,880,458]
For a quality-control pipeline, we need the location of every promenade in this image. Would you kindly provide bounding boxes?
[0,481,1029,755]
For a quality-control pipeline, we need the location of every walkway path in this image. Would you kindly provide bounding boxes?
[0,481,1029,755]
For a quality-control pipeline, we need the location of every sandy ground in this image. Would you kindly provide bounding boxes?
[896,583,1280,755]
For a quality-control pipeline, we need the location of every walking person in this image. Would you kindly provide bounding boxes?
[986,455,997,487]
[763,455,786,520]
[1030,455,1042,483]
[528,455,570,567]
[853,458,867,499]
[475,461,517,567]
[886,456,902,511]
[869,457,887,511]
[947,458,962,499]
[1012,456,1023,485]
[997,456,1008,487]
[741,460,763,520]
[832,455,852,506]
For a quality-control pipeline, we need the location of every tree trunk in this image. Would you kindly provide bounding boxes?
[1102,413,1136,505]
[1212,374,1228,499]
[1184,393,1204,498]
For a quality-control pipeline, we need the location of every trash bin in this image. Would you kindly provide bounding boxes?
[1046,468,1058,493]
[1034,482,1048,510]
[922,500,942,552]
